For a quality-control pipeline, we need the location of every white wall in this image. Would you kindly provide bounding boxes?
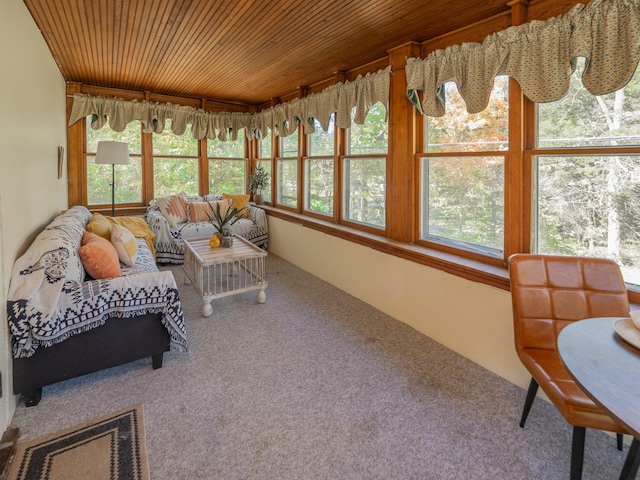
[267,217,532,389]
[0,0,67,432]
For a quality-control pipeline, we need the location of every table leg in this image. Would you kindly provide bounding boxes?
[619,438,640,480]
[257,289,266,304]
[203,301,213,317]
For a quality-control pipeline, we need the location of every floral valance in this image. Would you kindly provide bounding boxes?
[68,66,392,140]
[405,0,640,117]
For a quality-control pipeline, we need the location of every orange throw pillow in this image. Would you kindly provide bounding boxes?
[79,231,121,279]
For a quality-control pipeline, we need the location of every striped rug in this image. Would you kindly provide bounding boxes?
[7,404,149,480]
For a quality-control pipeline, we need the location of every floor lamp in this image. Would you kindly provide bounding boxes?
[95,141,130,217]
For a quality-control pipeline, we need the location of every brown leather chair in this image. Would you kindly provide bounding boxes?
[508,254,631,480]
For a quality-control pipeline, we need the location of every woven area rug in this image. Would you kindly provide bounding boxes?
[7,404,149,480]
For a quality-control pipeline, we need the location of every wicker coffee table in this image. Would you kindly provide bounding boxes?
[182,235,267,317]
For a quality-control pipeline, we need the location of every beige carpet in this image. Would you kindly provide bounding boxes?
[7,404,149,480]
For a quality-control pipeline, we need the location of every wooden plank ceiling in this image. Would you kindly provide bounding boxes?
[24,0,509,107]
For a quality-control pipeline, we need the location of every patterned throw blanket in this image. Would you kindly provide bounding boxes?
[7,206,189,358]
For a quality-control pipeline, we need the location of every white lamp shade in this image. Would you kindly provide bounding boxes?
[95,141,130,165]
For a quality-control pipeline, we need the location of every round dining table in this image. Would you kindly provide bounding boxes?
[558,317,640,480]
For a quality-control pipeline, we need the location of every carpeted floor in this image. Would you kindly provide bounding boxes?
[8,254,631,479]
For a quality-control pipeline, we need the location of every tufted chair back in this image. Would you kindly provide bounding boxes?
[510,254,630,354]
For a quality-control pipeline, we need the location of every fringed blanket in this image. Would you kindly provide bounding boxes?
[7,206,189,358]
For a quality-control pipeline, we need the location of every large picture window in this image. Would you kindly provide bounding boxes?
[535,59,640,285]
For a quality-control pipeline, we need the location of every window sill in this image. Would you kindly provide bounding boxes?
[260,206,511,291]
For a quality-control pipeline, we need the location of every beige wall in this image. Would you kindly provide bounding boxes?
[267,217,531,389]
[0,0,67,432]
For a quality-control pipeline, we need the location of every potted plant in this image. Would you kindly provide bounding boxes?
[205,200,246,247]
[249,165,270,205]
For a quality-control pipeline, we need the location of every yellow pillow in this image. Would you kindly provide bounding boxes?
[79,231,121,279]
[222,193,250,218]
[111,224,138,267]
[86,212,112,240]
[189,200,230,222]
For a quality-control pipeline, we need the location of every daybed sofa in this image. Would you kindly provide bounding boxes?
[7,206,189,406]
[145,193,268,264]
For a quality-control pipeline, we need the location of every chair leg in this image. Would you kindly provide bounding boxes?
[617,433,624,451]
[571,426,586,480]
[619,437,640,480]
[520,377,539,428]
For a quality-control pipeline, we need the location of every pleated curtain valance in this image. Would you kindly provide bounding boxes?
[68,66,392,141]
[405,0,640,117]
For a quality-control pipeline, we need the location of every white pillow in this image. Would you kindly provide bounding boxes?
[110,224,138,267]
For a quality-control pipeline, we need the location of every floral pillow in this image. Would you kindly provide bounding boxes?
[155,193,188,228]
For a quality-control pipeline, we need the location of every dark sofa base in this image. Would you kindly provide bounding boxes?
[13,313,171,406]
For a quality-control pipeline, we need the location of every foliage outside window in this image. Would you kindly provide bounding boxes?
[421,77,508,257]
[257,160,272,203]
[427,77,509,152]
[277,158,298,208]
[422,156,504,254]
[343,103,388,228]
[308,116,335,156]
[347,103,388,155]
[209,160,246,195]
[86,120,142,206]
[153,121,198,197]
[259,129,272,159]
[305,117,335,216]
[343,157,385,227]
[305,158,334,216]
[535,59,640,286]
[207,129,245,158]
[207,130,246,195]
[280,128,299,157]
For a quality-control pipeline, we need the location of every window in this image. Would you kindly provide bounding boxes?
[420,76,508,257]
[255,160,272,204]
[86,121,142,206]
[208,130,246,195]
[277,158,298,208]
[153,122,198,197]
[277,126,299,207]
[308,116,335,157]
[259,129,272,159]
[280,129,298,157]
[257,130,273,203]
[343,103,387,228]
[535,59,640,285]
[343,157,385,227]
[305,117,335,216]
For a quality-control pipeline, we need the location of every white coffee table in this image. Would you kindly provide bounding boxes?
[182,235,267,317]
